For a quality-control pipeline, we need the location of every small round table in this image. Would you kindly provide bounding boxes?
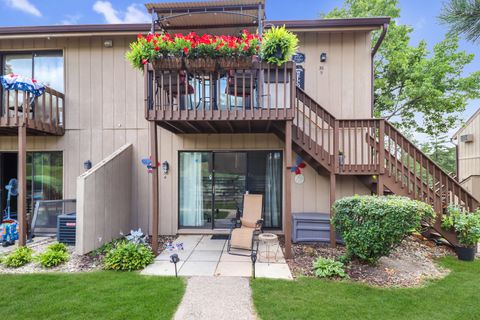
[258,233,279,264]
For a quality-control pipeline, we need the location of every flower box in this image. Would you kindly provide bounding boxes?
[218,56,254,70]
[152,57,183,71]
[184,57,217,72]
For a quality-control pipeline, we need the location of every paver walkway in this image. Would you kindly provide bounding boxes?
[174,276,257,320]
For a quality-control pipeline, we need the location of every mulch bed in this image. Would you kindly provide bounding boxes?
[279,234,455,287]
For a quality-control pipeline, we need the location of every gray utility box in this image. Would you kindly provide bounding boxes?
[292,212,343,244]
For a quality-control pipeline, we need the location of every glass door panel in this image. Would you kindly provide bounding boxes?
[213,152,247,229]
[179,152,213,228]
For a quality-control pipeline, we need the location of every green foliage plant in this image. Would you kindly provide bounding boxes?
[3,246,33,268]
[442,205,480,247]
[103,241,154,271]
[260,25,298,66]
[313,257,348,278]
[47,242,68,253]
[332,195,435,264]
[36,249,69,268]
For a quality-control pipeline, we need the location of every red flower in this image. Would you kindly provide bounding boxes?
[137,33,143,40]
[154,46,160,51]
[183,47,189,55]
[142,59,148,65]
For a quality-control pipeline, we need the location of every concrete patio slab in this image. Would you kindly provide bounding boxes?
[195,237,226,251]
[215,261,252,277]
[178,261,218,276]
[255,262,293,280]
[155,250,193,261]
[220,251,252,262]
[188,249,222,262]
[141,261,184,276]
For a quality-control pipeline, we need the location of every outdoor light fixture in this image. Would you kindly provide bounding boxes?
[251,252,257,279]
[103,40,113,48]
[320,52,327,62]
[162,161,169,174]
[83,160,92,170]
[170,254,180,277]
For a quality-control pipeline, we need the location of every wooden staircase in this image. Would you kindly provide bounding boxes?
[274,87,479,246]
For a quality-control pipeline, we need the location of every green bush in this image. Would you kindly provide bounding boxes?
[103,242,154,271]
[47,242,68,253]
[3,247,33,268]
[36,249,69,268]
[442,206,480,247]
[260,25,299,66]
[332,195,435,264]
[313,257,348,278]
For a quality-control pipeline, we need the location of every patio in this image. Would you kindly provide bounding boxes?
[141,235,292,279]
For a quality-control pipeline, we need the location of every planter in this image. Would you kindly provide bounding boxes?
[152,57,183,71]
[184,57,217,72]
[218,56,253,70]
[456,246,476,261]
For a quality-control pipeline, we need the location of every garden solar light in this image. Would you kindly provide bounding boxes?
[170,253,180,277]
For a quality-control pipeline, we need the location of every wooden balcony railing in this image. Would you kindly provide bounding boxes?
[145,61,296,126]
[0,86,65,135]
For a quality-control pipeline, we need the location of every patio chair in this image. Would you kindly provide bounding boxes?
[157,70,194,110]
[227,194,263,257]
[225,70,257,110]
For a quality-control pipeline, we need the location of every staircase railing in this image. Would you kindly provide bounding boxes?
[295,87,479,222]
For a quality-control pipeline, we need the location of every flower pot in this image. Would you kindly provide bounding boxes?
[456,246,476,261]
[184,57,217,72]
[218,56,253,70]
[152,57,183,71]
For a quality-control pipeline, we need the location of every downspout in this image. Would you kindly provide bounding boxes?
[371,22,389,117]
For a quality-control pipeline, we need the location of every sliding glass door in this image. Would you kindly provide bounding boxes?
[179,151,282,229]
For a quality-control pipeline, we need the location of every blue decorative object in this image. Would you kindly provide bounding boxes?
[290,155,306,175]
[0,74,46,97]
[0,179,19,246]
[141,157,159,173]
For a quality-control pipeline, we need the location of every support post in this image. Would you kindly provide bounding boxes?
[17,124,27,246]
[149,122,159,254]
[376,174,384,196]
[329,172,336,248]
[284,120,293,259]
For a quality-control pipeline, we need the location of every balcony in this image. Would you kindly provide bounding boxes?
[0,86,65,136]
[144,61,296,134]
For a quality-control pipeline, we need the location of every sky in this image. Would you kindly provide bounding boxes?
[0,0,478,139]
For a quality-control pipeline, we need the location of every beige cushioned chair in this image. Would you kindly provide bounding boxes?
[227,194,263,256]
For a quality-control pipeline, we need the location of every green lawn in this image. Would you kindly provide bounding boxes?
[252,257,480,320]
[0,272,185,320]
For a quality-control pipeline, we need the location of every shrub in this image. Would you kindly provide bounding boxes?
[332,195,435,264]
[36,249,69,268]
[313,257,348,278]
[3,247,33,268]
[47,242,68,253]
[442,206,480,247]
[260,25,298,66]
[103,242,154,271]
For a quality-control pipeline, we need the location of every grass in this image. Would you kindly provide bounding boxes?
[252,257,480,320]
[0,272,185,320]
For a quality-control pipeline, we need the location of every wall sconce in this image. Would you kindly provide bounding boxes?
[84,160,92,170]
[320,52,327,62]
[162,161,170,175]
[103,40,113,48]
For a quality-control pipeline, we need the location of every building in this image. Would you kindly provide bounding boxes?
[452,108,480,201]
[0,0,476,256]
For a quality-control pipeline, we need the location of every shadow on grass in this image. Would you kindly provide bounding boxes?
[251,257,480,320]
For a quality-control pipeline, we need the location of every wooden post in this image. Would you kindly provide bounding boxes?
[149,122,159,254]
[17,124,27,247]
[284,120,293,259]
[376,174,384,196]
[329,172,337,248]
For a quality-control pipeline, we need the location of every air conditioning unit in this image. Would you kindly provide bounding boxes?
[57,213,76,245]
[460,134,474,143]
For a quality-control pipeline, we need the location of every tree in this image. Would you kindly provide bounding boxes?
[439,0,480,44]
[421,136,457,174]
[323,0,480,138]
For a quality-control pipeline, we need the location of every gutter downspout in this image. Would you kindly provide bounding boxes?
[371,22,389,117]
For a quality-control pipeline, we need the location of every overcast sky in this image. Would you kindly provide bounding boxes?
[1,0,478,138]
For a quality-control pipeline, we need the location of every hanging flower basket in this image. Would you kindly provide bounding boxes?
[218,56,254,70]
[184,57,217,72]
[152,57,183,71]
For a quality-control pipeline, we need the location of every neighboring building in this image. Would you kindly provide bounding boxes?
[452,108,480,201]
[0,0,476,256]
